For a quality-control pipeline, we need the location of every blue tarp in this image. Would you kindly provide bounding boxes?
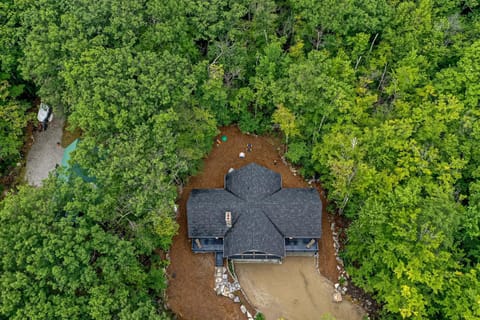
[61,139,94,182]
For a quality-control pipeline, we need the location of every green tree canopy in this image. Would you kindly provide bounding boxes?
[0,180,170,319]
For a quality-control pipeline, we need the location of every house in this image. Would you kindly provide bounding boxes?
[187,163,322,265]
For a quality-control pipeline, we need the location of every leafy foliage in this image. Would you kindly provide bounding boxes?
[1,0,217,318]
[0,80,30,164]
[2,0,480,319]
[0,180,170,319]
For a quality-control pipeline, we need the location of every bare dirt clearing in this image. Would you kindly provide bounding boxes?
[166,126,365,319]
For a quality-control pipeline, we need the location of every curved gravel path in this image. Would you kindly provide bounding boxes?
[25,115,64,186]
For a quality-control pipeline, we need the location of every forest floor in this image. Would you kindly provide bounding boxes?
[166,125,366,319]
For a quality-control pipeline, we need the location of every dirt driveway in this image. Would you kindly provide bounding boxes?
[25,114,64,186]
[235,257,365,320]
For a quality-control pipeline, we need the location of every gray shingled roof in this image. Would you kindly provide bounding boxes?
[224,208,285,257]
[187,163,322,257]
[187,189,242,237]
[262,189,322,237]
[225,163,281,201]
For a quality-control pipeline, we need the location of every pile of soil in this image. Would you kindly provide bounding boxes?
[166,126,339,319]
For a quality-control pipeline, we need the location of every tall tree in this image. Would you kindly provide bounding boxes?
[0,80,30,166]
[0,180,170,319]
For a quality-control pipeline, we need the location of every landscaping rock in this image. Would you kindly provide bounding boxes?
[336,257,344,266]
[240,305,247,314]
[222,287,230,296]
[333,291,343,303]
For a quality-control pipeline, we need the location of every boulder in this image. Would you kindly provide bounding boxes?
[333,291,343,303]
[222,287,230,296]
[336,257,344,266]
[240,305,247,314]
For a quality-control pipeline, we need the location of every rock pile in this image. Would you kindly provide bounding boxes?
[215,267,241,297]
[331,222,350,302]
[240,304,254,320]
[214,266,254,320]
[214,266,241,297]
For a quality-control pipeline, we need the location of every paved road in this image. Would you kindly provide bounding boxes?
[25,115,64,186]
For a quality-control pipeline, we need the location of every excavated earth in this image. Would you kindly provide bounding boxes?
[166,126,362,319]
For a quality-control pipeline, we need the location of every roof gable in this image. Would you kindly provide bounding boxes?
[225,163,281,201]
[224,208,284,257]
[262,189,322,237]
[187,189,241,237]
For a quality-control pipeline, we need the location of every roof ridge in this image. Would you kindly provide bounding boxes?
[260,207,285,237]
[224,187,246,202]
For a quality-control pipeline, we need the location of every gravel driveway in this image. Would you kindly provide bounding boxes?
[25,114,64,186]
[235,257,366,320]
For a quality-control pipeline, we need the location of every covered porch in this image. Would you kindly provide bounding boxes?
[285,238,318,256]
